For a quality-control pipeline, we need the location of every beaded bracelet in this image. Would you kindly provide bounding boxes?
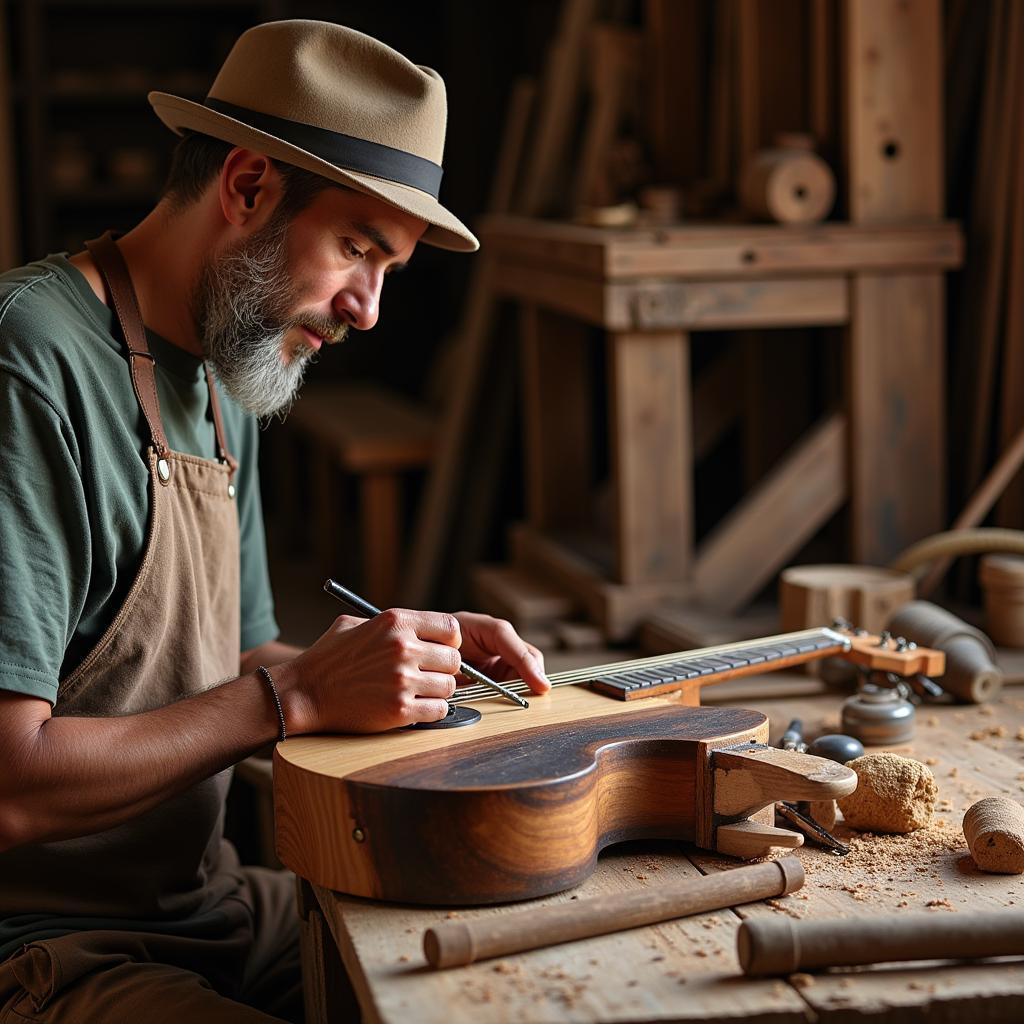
[257,665,287,742]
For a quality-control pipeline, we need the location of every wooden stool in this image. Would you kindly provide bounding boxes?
[283,384,436,607]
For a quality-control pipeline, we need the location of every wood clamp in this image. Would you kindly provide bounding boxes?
[705,741,857,859]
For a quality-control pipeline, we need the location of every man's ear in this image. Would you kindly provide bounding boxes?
[219,148,283,228]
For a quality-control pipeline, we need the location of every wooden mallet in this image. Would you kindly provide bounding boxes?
[424,857,803,969]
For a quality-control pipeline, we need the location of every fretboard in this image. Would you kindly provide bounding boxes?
[451,627,850,704]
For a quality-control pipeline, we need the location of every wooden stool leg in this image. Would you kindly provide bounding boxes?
[607,329,693,585]
[296,878,361,1024]
[361,473,400,607]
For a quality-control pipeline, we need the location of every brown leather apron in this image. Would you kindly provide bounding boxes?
[0,232,243,923]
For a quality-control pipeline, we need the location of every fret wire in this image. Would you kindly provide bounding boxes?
[451,627,844,705]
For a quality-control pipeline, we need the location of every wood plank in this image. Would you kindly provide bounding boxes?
[315,844,809,1024]
[736,0,760,169]
[496,260,611,326]
[960,0,1018,518]
[694,413,847,614]
[645,0,702,185]
[995,6,1024,527]
[517,0,598,215]
[520,306,593,529]
[844,0,943,222]
[480,215,964,280]
[846,272,945,565]
[611,277,848,330]
[608,331,692,583]
[498,263,850,330]
[571,25,641,211]
[511,524,690,641]
[487,77,536,216]
[807,0,835,151]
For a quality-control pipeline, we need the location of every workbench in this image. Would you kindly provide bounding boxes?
[477,216,963,640]
[296,681,1024,1023]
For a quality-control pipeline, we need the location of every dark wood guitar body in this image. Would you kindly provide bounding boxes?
[336,705,764,904]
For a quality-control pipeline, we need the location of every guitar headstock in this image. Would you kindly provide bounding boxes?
[832,625,945,677]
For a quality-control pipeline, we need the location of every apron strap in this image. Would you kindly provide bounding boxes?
[84,232,237,478]
[205,364,240,477]
[84,232,169,460]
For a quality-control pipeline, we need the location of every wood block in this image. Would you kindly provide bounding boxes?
[844,0,943,222]
[779,563,916,635]
[470,564,576,628]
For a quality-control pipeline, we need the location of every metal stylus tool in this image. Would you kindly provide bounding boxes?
[323,579,529,709]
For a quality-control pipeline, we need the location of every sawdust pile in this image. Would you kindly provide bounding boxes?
[837,753,937,833]
[797,818,968,913]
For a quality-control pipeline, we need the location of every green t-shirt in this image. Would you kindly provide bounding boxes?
[0,254,279,705]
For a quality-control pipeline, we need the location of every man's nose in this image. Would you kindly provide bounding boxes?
[333,276,380,332]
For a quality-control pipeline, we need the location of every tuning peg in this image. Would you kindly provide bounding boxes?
[907,674,944,700]
[831,616,852,631]
[877,630,892,648]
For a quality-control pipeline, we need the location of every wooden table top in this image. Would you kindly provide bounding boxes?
[310,681,1024,1024]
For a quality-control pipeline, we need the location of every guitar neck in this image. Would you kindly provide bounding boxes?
[451,627,851,704]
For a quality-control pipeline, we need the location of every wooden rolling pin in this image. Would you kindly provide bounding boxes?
[738,912,1024,975]
[424,857,803,969]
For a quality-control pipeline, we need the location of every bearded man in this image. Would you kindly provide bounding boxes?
[0,20,548,1023]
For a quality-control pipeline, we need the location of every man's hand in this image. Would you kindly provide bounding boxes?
[453,611,550,695]
[273,608,463,734]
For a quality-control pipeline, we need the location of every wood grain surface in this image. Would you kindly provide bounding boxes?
[304,684,1024,1023]
[275,692,768,903]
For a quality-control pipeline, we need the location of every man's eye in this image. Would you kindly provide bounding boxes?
[344,240,365,260]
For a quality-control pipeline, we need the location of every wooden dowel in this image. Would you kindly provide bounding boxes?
[423,857,803,969]
[738,912,1024,976]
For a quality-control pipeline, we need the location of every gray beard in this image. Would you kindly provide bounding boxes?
[192,214,322,419]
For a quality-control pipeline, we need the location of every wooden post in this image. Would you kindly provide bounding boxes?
[607,331,692,584]
[520,305,592,531]
[846,273,945,565]
[844,0,943,222]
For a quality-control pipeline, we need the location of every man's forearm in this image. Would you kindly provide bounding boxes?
[1,670,285,852]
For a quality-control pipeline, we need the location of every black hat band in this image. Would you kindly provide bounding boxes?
[203,98,444,198]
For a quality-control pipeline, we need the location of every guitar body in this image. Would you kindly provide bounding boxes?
[274,688,771,904]
[273,626,935,905]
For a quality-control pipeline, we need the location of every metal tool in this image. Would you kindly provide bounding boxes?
[780,718,807,752]
[776,802,849,856]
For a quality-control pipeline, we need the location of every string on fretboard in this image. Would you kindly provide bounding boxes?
[451,627,848,704]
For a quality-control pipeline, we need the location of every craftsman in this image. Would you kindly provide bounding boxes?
[0,20,549,1023]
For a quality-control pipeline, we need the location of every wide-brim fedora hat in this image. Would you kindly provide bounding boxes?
[149,20,478,252]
